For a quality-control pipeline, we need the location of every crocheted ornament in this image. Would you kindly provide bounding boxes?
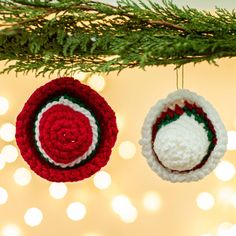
[16,77,118,182]
[140,89,227,183]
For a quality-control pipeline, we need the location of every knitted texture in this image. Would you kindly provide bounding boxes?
[15,77,118,182]
[154,113,210,171]
[140,89,227,183]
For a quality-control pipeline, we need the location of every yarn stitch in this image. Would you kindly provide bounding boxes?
[34,96,100,168]
[140,89,227,182]
[16,77,118,182]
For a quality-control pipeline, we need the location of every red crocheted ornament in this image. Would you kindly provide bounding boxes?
[15,77,118,182]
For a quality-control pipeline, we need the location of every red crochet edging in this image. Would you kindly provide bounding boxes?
[15,77,118,182]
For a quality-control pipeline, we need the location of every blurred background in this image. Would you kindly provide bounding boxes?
[0,1,236,236]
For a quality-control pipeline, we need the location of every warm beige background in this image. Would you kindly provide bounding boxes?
[0,1,236,235]
[0,57,236,236]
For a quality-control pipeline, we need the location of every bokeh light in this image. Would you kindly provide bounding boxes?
[93,171,111,190]
[217,222,233,236]
[0,96,9,115]
[1,145,18,163]
[13,168,32,186]
[2,224,21,236]
[24,208,43,227]
[0,123,16,142]
[214,161,235,181]
[227,131,236,150]
[67,202,87,221]
[49,183,68,199]
[112,195,138,223]
[118,141,136,159]
[231,225,236,235]
[112,195,130,213]
[83,233,100,236]
[0,187,8,205]
[196,192,215,211]
[218,187,233,202]
[119,208,138,223]
[0,154,6,170]
[143,191,162,212]
[87,74,106,92]
[74,72,88,81]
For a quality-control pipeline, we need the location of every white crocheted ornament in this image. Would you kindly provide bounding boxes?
[140,89,227,183]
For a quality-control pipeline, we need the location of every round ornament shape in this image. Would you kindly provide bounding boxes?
[140,89,227,183]
[16,77,118,182]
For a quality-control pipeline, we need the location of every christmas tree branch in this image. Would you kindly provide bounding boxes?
[0,0,236,76]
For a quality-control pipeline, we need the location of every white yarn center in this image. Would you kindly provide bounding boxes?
[153,114,210,171]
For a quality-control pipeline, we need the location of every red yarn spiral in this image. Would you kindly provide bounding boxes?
[15,77,118,182]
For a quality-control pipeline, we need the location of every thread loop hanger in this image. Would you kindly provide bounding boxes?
[176,65,184,90]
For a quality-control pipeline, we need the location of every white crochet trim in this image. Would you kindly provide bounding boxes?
[140,89,227,183]
[35,96,99,168]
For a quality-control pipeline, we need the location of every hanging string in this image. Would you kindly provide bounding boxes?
[176,65,185,90]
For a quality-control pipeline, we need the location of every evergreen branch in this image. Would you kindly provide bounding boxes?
[0,0,236,76]
[147,20,185,31]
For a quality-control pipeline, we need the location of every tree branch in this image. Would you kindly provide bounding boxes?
[148,19,185,31]
[0,0,236,76]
